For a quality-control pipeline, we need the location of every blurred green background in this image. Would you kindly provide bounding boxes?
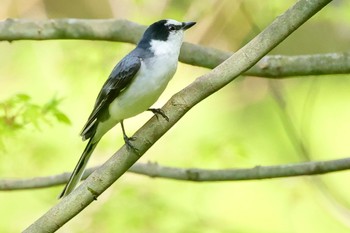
[1,0,350,232]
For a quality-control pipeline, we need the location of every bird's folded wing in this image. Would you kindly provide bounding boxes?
[80,56,142,140]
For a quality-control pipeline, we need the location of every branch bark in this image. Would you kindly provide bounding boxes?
[1,157,350,190]
[1,18,348,78]
[24,0,333,231]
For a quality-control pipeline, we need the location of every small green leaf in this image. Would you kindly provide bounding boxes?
[15,93,31,102]
[43,97,62,112]
[53,111,71,125]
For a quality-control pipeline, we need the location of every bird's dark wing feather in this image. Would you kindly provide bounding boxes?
[80,55,141,140]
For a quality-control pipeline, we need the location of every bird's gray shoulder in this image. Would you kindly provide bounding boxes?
[108,50,142,80]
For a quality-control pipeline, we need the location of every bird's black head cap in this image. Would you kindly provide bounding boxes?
[137,19,195,49]
[142,20,170,42]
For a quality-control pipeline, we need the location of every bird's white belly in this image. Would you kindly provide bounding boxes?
[93,50,179,139]
[109,56,177,121]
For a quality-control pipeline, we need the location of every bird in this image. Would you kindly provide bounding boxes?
[59,19,196,198]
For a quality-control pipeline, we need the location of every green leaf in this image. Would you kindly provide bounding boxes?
[15,93,31,102]
[53,110,71,125]
[43,97,62,112]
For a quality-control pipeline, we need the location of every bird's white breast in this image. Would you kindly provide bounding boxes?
[109,46,179,121]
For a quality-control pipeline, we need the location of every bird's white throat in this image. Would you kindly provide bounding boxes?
[150,35,184,57]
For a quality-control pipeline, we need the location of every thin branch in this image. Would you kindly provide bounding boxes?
[1,19,349,77]
[1,157,350,190]
[24,0,333,231]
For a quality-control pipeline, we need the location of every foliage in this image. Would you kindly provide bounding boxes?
[0,93,70,150]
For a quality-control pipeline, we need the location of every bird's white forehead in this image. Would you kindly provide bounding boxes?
[165,19,182,26]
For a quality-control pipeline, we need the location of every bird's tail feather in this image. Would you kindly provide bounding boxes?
[58,137,100,198]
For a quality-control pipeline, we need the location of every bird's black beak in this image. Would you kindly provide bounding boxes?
[182,21,196,30]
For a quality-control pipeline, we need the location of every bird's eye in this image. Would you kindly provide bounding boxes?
[168,25,176,31]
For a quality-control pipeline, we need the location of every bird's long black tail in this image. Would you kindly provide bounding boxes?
[59,137,100,198]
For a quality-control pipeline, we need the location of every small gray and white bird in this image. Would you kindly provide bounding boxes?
[59,19,196,198]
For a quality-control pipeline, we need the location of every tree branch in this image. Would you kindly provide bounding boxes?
[249,53,350,78]
[1,18,348,78]
[24,0,334,231]
[1,157,350,190]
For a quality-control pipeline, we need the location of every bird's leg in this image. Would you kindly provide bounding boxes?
[148,108,169,121]
[120,120,137,151]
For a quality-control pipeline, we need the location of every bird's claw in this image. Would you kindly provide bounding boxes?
[148,108,169,121]
[123,135,138,152]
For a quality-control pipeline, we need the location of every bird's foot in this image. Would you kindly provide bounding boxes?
[148,108,169,121]
[120,120,138,152]
[123,135,138,152]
